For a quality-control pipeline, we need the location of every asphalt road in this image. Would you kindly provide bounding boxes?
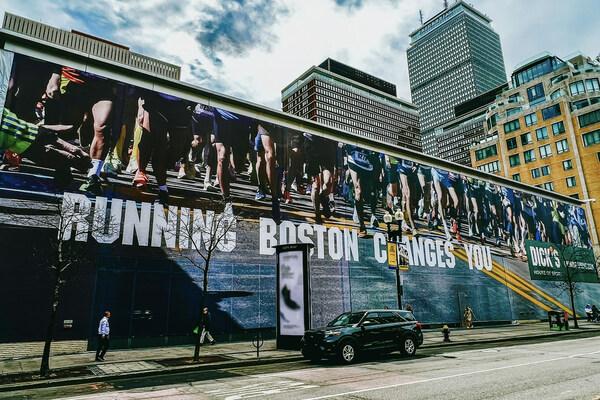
[4,335,600,400]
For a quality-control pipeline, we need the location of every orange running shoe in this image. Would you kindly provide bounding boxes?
[133,170,149,188]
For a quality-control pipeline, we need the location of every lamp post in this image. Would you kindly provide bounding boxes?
[384,210,404,309]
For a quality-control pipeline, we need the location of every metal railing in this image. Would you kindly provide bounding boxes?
[2,13,181,80]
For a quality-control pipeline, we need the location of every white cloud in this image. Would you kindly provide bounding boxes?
[0,0,598,110]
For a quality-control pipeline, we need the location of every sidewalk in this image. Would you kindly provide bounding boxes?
[1,321,599,391]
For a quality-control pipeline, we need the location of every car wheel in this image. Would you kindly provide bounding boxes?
[338,342,357,364]
[400,336,417,356]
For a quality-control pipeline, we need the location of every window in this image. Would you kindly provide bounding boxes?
[475,145,498,161]
[570,80,586,95]
[487,113,498,129]
[536,127,548,140]
[582,129,600,146]
[543,182,554,191]
[527,82,545,104]
[524,113,537,127]
[586,78,600,92]
[550,89,564,100]
[509,154,521,167]
[512,173,521,182]
[566,176,577,188]
[552,121,565,135]
[506,107,522,117]
[579,109,600,128]
[520,132,532,145]
[556,138,569,153]
[563,159,573,170]
[508,93,522,103]
[541,165,551,176]
[524,149,536,163]
[572,99,590,111]
[542,104,561,120]
[506,137,517,150]
[478,160,500,173]
[539,144,552,158]
[531,168,541,179]
[504,119,521,133]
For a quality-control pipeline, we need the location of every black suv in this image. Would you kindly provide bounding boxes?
[301,309,423,364]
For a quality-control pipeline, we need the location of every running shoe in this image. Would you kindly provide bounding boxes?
[80,175,103,195]
[352,207,360,224]
[328,200,336,216]
[370,215,380,229]
[255,188,266,201]
[358,227,368,238]
[133,170,149,189]
[102,160,122,177]
[283,190,293,204]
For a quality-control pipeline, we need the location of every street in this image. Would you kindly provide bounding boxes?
[4,335,600,400]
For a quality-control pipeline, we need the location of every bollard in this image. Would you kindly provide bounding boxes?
[441,324,451,342]
[252,331,264,358]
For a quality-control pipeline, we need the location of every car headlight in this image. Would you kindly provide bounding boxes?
[325,330,342,336]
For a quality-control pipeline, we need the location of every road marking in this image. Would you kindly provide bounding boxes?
[303,349,600,400]
[205,379,319,400]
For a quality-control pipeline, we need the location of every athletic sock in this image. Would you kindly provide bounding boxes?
[87,159,104,177]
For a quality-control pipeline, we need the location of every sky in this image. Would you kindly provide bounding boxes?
[1,0,598,109]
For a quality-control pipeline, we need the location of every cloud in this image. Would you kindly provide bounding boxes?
[0,0,598,109]
[195,0,289,65]
[333,0,365,11]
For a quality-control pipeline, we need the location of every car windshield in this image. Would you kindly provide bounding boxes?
[327,312,364,327]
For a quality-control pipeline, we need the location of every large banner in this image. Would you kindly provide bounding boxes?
[526,240,598,283]
[1,49,599,342]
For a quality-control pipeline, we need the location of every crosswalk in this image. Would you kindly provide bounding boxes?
[203,378,319,400]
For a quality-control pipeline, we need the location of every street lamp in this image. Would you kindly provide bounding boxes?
[383,210,404,309]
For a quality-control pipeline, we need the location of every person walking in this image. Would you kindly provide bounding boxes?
[464,306,475,329]
[95,311,111,361]
[200,307,216,345]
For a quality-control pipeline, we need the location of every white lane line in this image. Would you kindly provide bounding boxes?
[303,349,600,400]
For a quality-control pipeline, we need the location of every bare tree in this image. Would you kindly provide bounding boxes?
[167,200,237,362]
[550,244,598,329]
[1,193,118,377]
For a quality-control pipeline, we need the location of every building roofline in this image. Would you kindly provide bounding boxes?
[281,65,417,111]
[0,28,583,207]
[512,51,557,74]
[409,0,491,39]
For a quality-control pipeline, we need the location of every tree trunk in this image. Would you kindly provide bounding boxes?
[40,272,61,377]
[193,260,211,362]
[568,284,579,329]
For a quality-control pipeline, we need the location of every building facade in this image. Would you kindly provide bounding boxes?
[1,15,599,358]
[407,1,506,155]
[437,84,507,165]
[281,58,421,151]
[470,53,600,250]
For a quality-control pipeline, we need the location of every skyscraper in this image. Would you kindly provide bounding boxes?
[407,1,506,155]
[282,58,421,151]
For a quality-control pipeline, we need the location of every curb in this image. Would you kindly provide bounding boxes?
[2,328,599,393]
[0,355,304,393]
[422,327,600,349]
